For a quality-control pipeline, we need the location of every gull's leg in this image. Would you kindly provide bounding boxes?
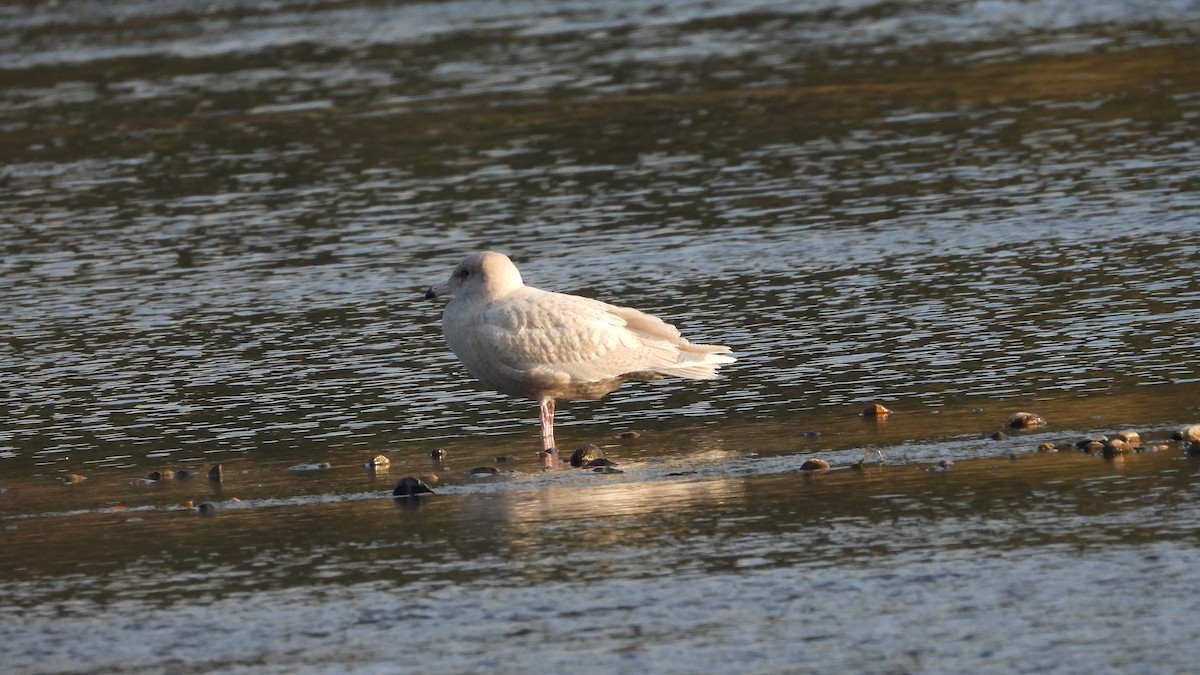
[539,398,559,468]
[858,446,886,465]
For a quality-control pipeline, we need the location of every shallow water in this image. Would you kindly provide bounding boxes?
[3,0,1200,672]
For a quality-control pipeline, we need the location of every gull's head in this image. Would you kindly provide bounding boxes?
[425,251,525,301]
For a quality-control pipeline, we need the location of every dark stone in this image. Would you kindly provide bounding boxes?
[392,476,435,498]
[570,444,606,468]
[207,464,223,482]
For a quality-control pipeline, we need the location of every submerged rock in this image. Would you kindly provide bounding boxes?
[365,455,390,469]
[430,447,449,462]
[861,403,893,417]
[467,466,500,477]
[593,466,625,474]
[990,431,1008,441]
[570,444,606,468]
[583,458,619,468]
[1006,412,1047,429]
[207,464,223,482]
[392,476,435,499]
[618,431,641,441]
[800,458,831,472]
[196,502,217,513]
[1171,425,1200,443]
[928,459,955,472]
[146,470,174,481]
[288,462,333,473]
[1111,431,1141,445]
[1102,439,1133,458]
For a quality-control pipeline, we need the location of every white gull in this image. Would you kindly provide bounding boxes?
[425,251,735,456]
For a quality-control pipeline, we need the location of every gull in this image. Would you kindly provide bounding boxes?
[425,251,735,457]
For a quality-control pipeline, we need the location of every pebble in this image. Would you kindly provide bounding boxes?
[1102,439,1133,458]
[1036,442,1057,452]
[1083,441,1105,453]
[990,431,1008,441]
[180,500,195,509]
[197,502,217,513]
[288,462,332,472]
[618,431,641,441]
[146,470,174,481]
[800,458,830,472]
[861,403,893,417]
[467,466,500,477]
[365,455,390,469]
[1006,412,1047,429]
[207,464,223,482]
[392,476,435,499]
[60,474,87,485]
[430,447,449,461]
[1076,435,1107,449]
[570,444,606,467]
[1111,431,1141,445]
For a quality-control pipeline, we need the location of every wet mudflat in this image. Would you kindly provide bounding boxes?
[3,0,1200,672]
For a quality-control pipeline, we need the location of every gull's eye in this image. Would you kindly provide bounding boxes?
[456,268,470,279]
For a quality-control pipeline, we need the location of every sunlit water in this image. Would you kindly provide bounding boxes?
[2,0,1200,672]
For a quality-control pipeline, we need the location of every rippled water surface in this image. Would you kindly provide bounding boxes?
[3,0,1200,672]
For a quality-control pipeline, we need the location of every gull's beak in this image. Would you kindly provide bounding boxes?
[425,283,452,299]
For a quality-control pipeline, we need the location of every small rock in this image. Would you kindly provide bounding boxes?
[1102,439,1132,458]
[570,444,606,468]
[1036,442,1057,452]
[1111,431,1141,445]
[467,466,500,477]
[392,476,435,499]
[207,464,223,482]
[288,462,332,472]
[430,448,449,461]
[1076,435,1108,449]
[990,431,1008,441]
[174,470,195,480]
[800,458,831,471]
[129,478,156,487]
[146,470,174,481]
[1170,425,1200,443]
[365,455,390,469]
[618,431,641,441]
[861,403,893,417]
[1084,441,1105,453]
[592,466,625,474]
[1006,412,1047,429]
[60,474,87,485]
[583,458,619,468]
[197,502,217,513]
[180,500,195,509]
